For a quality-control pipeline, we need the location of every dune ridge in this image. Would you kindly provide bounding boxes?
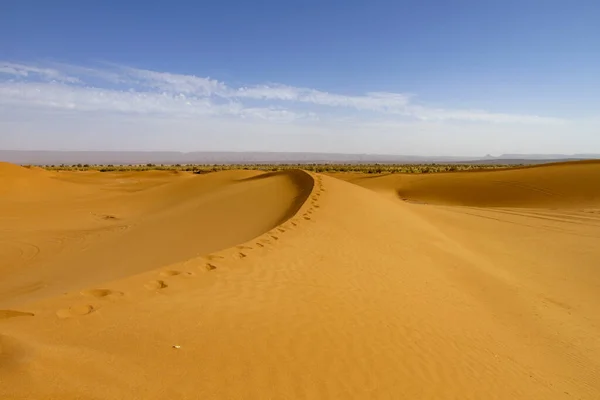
[333,160,600,208]
[1,161,599,399]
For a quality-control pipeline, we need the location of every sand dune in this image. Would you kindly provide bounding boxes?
[0,167,312,306]
[0,162,90,200]
[332,160,600,207]
[1,162,600,399]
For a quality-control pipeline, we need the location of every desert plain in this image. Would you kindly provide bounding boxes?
[1,160,600,399]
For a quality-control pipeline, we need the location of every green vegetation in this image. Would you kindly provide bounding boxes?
[33,163,523,174]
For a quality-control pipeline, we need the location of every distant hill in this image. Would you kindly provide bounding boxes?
[0,150,599,165]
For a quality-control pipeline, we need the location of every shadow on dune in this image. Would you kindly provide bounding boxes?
[239,169,314,225]
[0,168,315,306]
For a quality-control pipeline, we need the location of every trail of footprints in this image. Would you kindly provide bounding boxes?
[49,173,326,319]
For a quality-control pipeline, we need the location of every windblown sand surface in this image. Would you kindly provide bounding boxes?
[1,161,600,399]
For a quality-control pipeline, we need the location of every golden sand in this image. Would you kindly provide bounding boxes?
[1,161,599,399]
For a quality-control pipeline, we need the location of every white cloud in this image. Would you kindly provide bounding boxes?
[0,61,564,125]
[404,105,565,124]
[0,62,81,84]
[0,82,209,115]
[233,85,412,113]
[0,81,315,124]
[120,66,228,96]
[116,68,414,114]
[47,62,128,84]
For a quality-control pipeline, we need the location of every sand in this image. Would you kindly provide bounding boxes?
[1,161,599,399]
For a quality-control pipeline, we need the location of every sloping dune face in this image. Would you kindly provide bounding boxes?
[2,162,600,399]
[340,160,600,208]
[0,162,89,200]
[0,167,313,306]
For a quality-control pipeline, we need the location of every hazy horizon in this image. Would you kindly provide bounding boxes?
[2,149,600,166]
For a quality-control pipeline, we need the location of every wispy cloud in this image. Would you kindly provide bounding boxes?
[404,105,564,124]
[0,62,81,84]
[0,82,213,115]
[0,60,563,125]
[233,85,411,113]
[120,66,227,96]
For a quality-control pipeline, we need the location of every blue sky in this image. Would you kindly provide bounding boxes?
[1,0,599,155]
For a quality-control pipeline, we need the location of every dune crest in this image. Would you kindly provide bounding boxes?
[334,160,600,208]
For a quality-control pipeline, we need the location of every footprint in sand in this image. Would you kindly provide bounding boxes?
[255,242,265,248]
[145,280,168,290]
[0,310,35,320]
[304,216,312,221]
[80,289,124,300]
[56,304,94,319]
[204,263,217,271]
[160,270,193,277]
[237,252,247,259]
[160,270,182,277]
